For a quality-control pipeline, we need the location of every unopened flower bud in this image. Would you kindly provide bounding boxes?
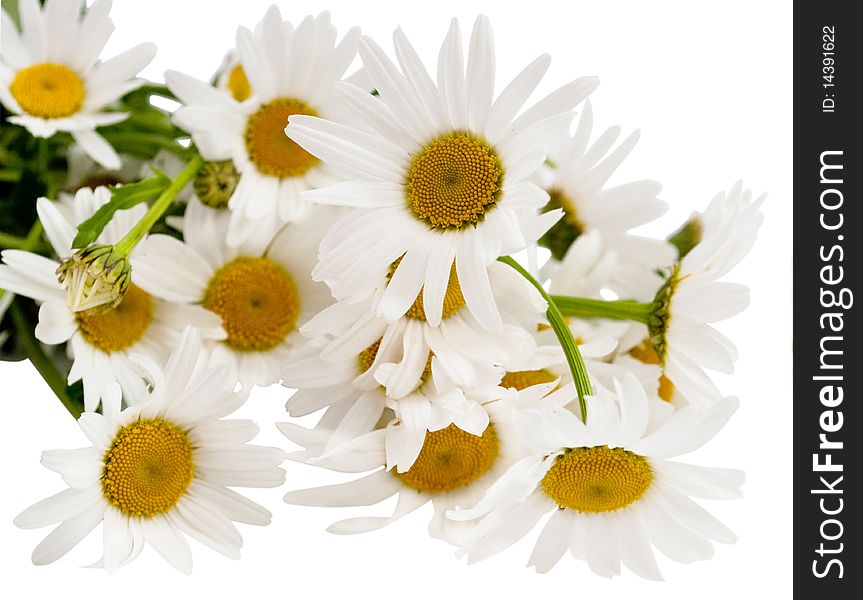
[194,160,240,209]
[56,245,131,313]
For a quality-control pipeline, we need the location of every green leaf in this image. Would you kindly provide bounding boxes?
[71,171,170,249]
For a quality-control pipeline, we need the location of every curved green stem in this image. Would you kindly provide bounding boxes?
[551,296,652,324]
[114,154,203,257]
[10,301,83,419]
[498,256,592,422]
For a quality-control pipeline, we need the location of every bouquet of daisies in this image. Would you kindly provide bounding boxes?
[0,0,763,579]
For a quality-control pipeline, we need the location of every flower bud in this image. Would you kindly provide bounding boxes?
[194,160,240,209]
[55,245,131,313]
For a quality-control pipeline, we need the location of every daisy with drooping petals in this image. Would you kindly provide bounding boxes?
[449,374,742,580]
[131,197,333,386]
[0,187,223,411]
[538,102,674,299]
[166,7,360,246]
[14,328,286,573]
[297,260,546,403]
[286,15,599,333]
[282,394,525,544]
[644,181,765,408]
[0,0,155,168]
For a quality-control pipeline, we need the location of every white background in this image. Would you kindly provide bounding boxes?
[0,0,793,597]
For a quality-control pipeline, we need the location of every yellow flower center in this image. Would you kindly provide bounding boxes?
[629,339,675,403]
[10,63,85,118]
[540,187,587,261]
[75,284,154,353]
[203,257,300,352]
[500,369,558,391]
[541,446,653,513]
[394,423,499,494]
[406,132,504,229]
[357,338,382,374]
[244,98,318,178]
[226,64,251,102]
[403,261,465,321]
[101,418,194,518]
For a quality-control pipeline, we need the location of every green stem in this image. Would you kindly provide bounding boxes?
[498,256,592,422]
[100,132,188,157]
[10,301,83,419]
[0,231,27,248]
[114,154,203,256]
[135,83,179,102]
[551,296,652,324]
[0,168,21,182]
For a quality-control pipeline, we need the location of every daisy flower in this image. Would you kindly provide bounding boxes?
[286,15,599,333]
[166,8,360,246]
[297,260,546,402]
[281,395,525,544]
[538,101,674,298]
[0,187,223,411]
[131,197,333,386]
[449,374,742,580]
[645,182,765,408]
[14,328,286,573]
[0,0,156,168]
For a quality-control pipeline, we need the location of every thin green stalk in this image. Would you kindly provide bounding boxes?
[114,154,203,256]
[498,256,592,422]
[10,301,83,419]
[551,296,652,324]
[0,168,21,182]
[0,231,27,248]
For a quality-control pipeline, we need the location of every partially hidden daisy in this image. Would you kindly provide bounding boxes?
[14,328,286,572]
[449,374,743,580]
[286,15,599,333]
[166,8,360,246]
[538,101,674,299]
[131,197,334,386]
[295,260,547,402]
[644,181,765,408]
[281,390,526,544]
[0,187,223,411]
[0,0,156,168]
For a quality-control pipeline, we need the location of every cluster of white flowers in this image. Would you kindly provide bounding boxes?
[0,1,762,579]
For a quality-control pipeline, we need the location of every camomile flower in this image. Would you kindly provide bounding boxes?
[299,260,547,401]
[644,182,764,408]
[0,187,223,411]
[131,197,333,386]
[217,52,252,103]
[538,102,674,299]
[286,15,599,333]
[282,397,524,544]
[449,374,742,580]
[166,7,360,246]
[14,328,286,573]
[64,143,143,192]
[0,0,156,168]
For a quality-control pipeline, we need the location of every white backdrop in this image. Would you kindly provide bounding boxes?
[0,0,793,597]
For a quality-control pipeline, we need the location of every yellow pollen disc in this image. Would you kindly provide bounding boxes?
[101,418,194,518]
[500,369,557,391]
[227,64,251,102]
[629,339,675,403]
[402,261,465,321]
[76,284,154,353]
[244,98,318,178]
[395,423,499,494]
[203,257,300,352]
[541,446,653,513]
[406,132,504,229]
[357,338,382,373]
[10,63,85,119]
[548,187,585,233]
